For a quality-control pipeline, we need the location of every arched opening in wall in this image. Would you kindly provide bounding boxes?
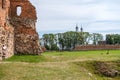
[16,6,22,16]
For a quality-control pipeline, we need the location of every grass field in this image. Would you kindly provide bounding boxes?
[0,50,120,80]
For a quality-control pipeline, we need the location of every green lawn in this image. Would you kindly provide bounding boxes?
[0,50,120,80]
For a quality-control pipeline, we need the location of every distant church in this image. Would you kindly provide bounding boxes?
[75,24,83,32]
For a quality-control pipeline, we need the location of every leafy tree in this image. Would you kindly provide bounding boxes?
[57,33,65,50]
[106,34,113,44]
[92,33,103,45]
[106,34,120,45]
[43,34,58,50]
[44,44,50,50]
[51,44,59,50]
[82,32,90,45]
[41,31,104,50]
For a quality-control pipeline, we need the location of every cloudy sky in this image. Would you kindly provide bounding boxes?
[30,0,120,37]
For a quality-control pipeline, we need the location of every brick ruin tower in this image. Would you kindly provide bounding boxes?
[0,0,42,60]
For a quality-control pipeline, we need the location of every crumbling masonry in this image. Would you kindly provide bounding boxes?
[0,0,42,60]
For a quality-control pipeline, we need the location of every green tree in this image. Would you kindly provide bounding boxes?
[57,33,65,50]
[82,32,90,45]
[42,31,104,51]
[57,31,83,50]
[43,34,58,50]
[106,34,120,45]
[92,33,103,45]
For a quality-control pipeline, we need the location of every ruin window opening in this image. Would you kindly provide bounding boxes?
[16,6,22,16]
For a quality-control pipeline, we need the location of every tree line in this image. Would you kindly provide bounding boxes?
[40,31,120,50]
[40,31,105,50]
[106,34,120,45]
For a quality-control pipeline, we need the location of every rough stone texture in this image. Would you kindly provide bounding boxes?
[0,25,14,60]
[41,46,47,52]
[94,61,119,77]
[0,0,42,60]
[0,0,14,60]
[9,0,42,54]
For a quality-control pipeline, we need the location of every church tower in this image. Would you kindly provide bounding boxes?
[80,24,83,32]
[75,24,79,32]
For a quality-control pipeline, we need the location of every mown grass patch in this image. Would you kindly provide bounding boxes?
[4,50,120,62]
[4,55,50,63]
[0,61,120,80]
[0,50,120,80]
[44,50,120,62]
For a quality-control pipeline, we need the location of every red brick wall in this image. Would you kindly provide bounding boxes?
[0,0,42,60]
[9,0,42,54]
[9,0,37,19]
[0,0,10,26]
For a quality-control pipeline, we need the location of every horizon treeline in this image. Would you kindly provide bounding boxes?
[40,31,120,50]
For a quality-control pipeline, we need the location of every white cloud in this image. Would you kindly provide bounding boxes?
[30,0,120,36]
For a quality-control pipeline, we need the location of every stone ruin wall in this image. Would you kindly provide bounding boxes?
[0,0,42,60]
[0,0,14,60]
[9,0,42,54]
